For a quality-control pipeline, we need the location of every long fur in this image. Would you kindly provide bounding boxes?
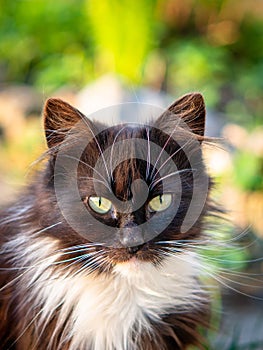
[0,93,215,350]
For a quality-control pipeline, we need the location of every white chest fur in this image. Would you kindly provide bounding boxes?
[11,238,204,350]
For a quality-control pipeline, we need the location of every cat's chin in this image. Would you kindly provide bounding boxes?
[119,256,142,266]
[109,253,150,267]
[113,256,151,277]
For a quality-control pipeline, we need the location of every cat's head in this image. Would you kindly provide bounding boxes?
[38,93,211,270]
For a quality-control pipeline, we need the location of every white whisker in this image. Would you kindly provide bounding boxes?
[150,137,195,184]
[110,126,127,180]
[81,117,111,181]
[149,116,182,180]
[71,252,107,277]
[162,249,263,301]
[145,127,151,180]
[150,168,195,190]
[61,154,111,190]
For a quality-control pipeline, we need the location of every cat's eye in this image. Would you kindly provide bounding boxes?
[88,196,112,214]
[148,194,172,212]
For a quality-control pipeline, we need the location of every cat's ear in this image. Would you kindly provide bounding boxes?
[155,93,206,137]
[43,98,90,148]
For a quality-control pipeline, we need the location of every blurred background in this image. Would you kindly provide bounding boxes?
[0,0,262,349]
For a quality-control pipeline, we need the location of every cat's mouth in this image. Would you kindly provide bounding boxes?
[106,241,162,265]
[126,244,145,255]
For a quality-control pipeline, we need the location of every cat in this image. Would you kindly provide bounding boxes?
[0,92,217,350]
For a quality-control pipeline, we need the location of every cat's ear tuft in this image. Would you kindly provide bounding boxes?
[43,98,85,148]
[156,93,206,137]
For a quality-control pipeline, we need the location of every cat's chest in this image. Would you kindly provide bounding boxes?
[13,237,203,350]
[29,249,201,350]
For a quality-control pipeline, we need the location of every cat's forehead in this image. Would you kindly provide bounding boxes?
[99,123,147,140]
[92,124,150,162]
[95,123,176,153]
[78,123,189,200]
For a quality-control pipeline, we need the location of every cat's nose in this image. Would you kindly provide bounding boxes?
[119,226,145,248]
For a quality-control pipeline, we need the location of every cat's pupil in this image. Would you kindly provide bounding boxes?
[98,197,102,207]
[159,195,163,204]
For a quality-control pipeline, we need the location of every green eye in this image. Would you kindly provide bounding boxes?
[88,196,112,214]
[148,194,172,212]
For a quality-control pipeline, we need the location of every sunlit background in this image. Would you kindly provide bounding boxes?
[0,0,263,349]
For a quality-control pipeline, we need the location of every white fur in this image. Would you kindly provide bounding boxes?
[9,236,206,350]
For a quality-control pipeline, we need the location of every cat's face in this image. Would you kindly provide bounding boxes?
[39,93,210,271]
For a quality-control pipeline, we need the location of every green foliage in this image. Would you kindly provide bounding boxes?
[166,40,229,107]
[233,152,263,192]
[199,220,249,273]
[0,0,262,128]
[0,0,93,90]
[86,0,157,83]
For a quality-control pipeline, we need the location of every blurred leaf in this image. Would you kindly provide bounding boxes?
[166,40,229,107]
[233,152,263,192]
[86,0,157,83]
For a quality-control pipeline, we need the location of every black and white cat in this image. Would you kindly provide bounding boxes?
[0,93,216,350]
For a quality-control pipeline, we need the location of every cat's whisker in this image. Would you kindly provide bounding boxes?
[150,137,196,183]
[219,226,253,243]
[156,239,211,246]
[0,249,101,290]
[110,125,127,180]
[71,252,107,277]
[52,251,99,266]
[61,154,111,191]
[43,131,87,160]
[130,84,141,104]
[149,168,196,190]
[81,117,111,181]
[58,248,97,256]
[216,267,263,278]
[145,127,151,180]
[78,176,110,188]
[164,246,250,266]
[162,249,263,300]
[161,242,254,267]
[82,258,108,274]
[159,239,253,251]
[33,222,63,236]
[157,228,254,247]
[209,266,263,285]
[1,249,88,273]
[3,251,106,293]
[149,116,182,180]
[51,254,100,275]
[208,272,263,299]
[58,242,106,252]
[57,244,106,256]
